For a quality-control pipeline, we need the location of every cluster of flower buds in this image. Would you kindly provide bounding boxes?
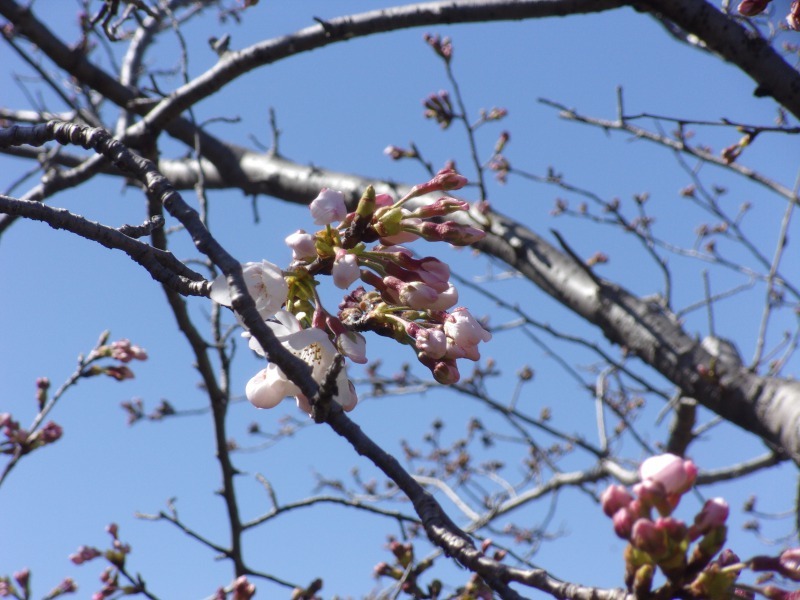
[601,453,738,596]
[212,168,490,413]
[423,91,454,129]
[374,537,502,599]
[83,337,148,382]
[0,569,76,599]
[424,33,453,63]
[0,412,62,455]
[68,524,144,599]
[339,288,489,384]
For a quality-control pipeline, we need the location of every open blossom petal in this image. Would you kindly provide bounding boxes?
[246,311,358,412]
[246,365,299,408]
[428,283,458,311]
[310,188,347,225]
[336,330,368,364]
[210,261,288,320]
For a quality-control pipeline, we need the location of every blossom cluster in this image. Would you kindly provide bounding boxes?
[373,537,502,599]
[601,453,800,599]
[211,168,491,414]
[84,337,149,381]
[0,411,63,456]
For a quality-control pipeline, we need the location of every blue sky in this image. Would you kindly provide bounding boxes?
[1,1,799,598]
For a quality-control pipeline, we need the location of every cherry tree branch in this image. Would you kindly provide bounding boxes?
[635,0,800,121]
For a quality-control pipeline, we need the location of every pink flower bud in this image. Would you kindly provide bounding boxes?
[56,577,77,594]
[332,249,361,289]
[310,188,347,225]
[413,168,468,196]
[382,276,438,310]
[428,283,458,311]
[415,327,447,359]
[639,453,697,497]
[13,569,29,590]
[612,507,635,539]
[383,146,416,160]
[631,518,667,556]
[412,197,470,218]
[445,308,492,347]
[416,221,486,245]
[232,576,256,600]
[105,365,135,381]
[432,360,460,384]
[285,230,317,261]
[788,1,800,30]
[70,545,102,565]
[779,548,800,581]
[692,498,729,536]
[737,0,770,15]
[600,485,634,517]
[655,516,688,543]
[40,421,63,444]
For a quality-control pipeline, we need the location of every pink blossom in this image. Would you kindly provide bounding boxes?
[285,230,317,261]
[210,260,288,320]
[309,188,347,225]
[639,453,697,497]
[332,249,361,289]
